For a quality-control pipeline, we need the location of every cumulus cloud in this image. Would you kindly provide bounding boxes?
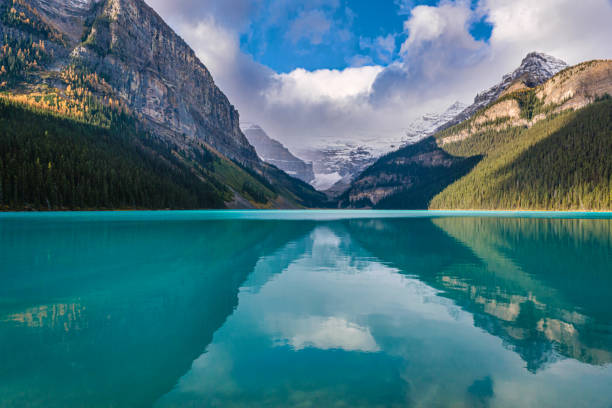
[278,316,380,352]
[145,0,612,151]
[370,1,488,107]
[483,0,612,65]
[266,66,384,105]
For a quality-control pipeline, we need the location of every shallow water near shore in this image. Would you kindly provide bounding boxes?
[1,211,611,407]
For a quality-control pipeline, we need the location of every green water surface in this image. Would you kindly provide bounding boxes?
[0,211,611,407]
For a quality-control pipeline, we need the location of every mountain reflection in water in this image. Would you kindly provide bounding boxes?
[0,213,610,407]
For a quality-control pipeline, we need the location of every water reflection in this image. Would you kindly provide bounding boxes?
[0,214,611,407]
[0,217,316,407]
[347,217,612,372]
[158,219,612,407]
[3,302,88,331]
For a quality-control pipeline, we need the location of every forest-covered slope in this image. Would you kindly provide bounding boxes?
[0,97,327,210]
[430,97,612,210]
[337,138,480,209]
[342,59,612,211]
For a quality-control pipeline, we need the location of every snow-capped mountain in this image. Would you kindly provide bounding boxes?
[296,102,468,193]
[304,52,566,194]
[241,124,315,184]
[244,53,565,195]
[402,101,467,144]
[440,52,568,130]
[298,144,376,191]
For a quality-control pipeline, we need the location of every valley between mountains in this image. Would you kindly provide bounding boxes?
[0,0,610,211]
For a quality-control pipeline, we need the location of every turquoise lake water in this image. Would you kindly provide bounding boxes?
[1,211,611,407]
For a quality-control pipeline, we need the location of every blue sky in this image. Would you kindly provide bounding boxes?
[148,0,612,149]
[240,0,492,72]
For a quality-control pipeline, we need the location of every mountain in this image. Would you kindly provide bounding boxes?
[0,0,328,209]
[338,137,481,208]
[241,124,315,184]
[404,101,467,143]
[298,144,377,193]
[340,54,612,210]
[440,52,567,131]
[293,102,467,196]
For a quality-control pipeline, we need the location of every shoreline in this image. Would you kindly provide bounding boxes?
[1,209,612,219]
[1,207,612,213]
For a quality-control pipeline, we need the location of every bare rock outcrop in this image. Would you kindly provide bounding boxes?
[17,0,258,164]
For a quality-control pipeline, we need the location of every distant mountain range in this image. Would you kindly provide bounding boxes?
[0,0,328,210]
[290,102,468,195]
[340,52,612,210]
[241,124,315,184]
[298,144,376,193]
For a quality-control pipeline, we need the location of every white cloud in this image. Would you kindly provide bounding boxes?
[179,18,239,76]
[146,0,261,27]
[266,66,384,105]
[278,316,380,352]
[347,54,375,67]
[484,0,612,65]
[145,0,612,152]
[399,1,487,80]
[402,5,449,48]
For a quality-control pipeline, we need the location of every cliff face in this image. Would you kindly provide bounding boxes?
[0,0,328,209]
[24,0,257,164]
[75,0,257,163]
[538,60,612,110]
[437,59,612,146]
[241,124,315,184]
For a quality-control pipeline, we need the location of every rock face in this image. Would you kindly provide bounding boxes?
[537,60,612,110]
[28,0,258,164]
[437,59,612,147]
[31,0,103,43]
[241,124,315,184]
[440,52,567,131]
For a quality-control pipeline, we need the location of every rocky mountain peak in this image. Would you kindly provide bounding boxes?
[511,52,568,87]
[2,0,258,164]
[439,52,568,131]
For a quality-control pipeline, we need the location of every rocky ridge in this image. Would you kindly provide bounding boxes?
[437,59,612,146]
[241,123,315,184]
[72,0,258,163]
[404,101,467,144]
[296,102,467,195]
[440,52,568,131]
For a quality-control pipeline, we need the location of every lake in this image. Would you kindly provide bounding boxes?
[1,211,611,407]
